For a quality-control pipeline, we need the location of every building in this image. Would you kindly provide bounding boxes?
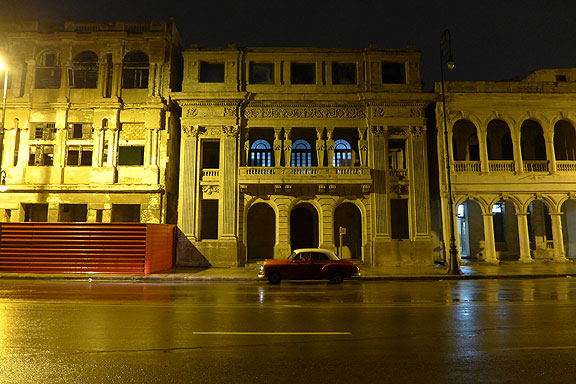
[437,69,576,264]
[173,46,436,267]
[0,21,182,224]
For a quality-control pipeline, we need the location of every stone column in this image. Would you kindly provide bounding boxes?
[178,125,199,239]
[273,128,282,167]
[482,213,499,263]
[315,128,325,166]
[326,128,335,167]
[516,212,533,262]
[146,128,159,166]
[96,127,105,167]
[108,126,119,167]
[242,129,250,166]
[550,212,567,262]
[221,126,239,251]
[24,59,35,99]
[372,126,388,235]
[283,128,292,167]
[98,60,107,97]
[411,126,430,239]
[58,59,70,101]
[513,135,523,174]
[478,130,489,173]
[545,137,556,173]
[16,126,29,167]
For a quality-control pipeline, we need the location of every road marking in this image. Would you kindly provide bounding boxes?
[192,331,351,335]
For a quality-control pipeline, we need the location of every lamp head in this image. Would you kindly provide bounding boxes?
[446,57,455,70]
[0,170,6,192]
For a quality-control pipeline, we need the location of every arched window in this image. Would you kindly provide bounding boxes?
[291,139,312,167]
[333,139,353,166]
[71,51,98,89]
[250,139,273,167]
[35,51,61,89]
[122,51,149,89]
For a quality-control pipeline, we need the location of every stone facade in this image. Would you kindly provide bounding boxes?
[437,69,576,264]
[173,46,435,267]
[0,21,182,224]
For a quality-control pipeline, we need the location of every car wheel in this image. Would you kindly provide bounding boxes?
[329,272,344,284]
[268,272,282,284]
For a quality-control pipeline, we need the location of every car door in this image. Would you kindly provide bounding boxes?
[310,252,331,278]
[288,252,314,279]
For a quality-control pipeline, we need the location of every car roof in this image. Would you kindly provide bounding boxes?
[293,248,336,255]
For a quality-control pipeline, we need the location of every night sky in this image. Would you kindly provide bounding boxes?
[2,0,575,89]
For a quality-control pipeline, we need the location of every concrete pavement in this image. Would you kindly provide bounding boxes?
[1,260,576,281]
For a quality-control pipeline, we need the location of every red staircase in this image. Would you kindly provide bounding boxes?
[0,223,175,274]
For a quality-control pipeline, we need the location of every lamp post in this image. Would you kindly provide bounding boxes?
[440,29,461,275]
[0,57,7,192]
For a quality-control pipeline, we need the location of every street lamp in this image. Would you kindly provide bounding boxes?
[440,29,461,275]
[0,57,7,192]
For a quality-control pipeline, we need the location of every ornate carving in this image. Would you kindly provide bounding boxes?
[222,126,239,138]
[389,127,408,136]
[411,126,425,137]
[390,184,409,195]
[185,108,198,118]
[202,185,220,195]
[410,108,422,117]
[372,107,388,117]
[182,126,199,137]
[223,107,236,117]
[371,126,387,137]
[244,107,365,119]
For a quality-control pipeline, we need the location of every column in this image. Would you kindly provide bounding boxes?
[478,130,489,173]
[513,134,523,174]
[516,212,532,262]
[177,126,199,238]
[107,127,119,167]
[411,126,430,239]
[545,137,556,173]
[315,128,325,166]
[372,126,388,235]
[283,128,292,167]
[273,128,282,167]
[482,213,499,263]
[146,127,159,166]
[58,59,70,101]
[221,126,238,238]
[326,128,335,167]
[96,127,105,167]
[550,212,567,262]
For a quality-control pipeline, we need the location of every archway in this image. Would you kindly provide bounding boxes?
[521,120,546,161]
[487,119,514,160]
[561,200,576,259]
[290,203,319,250]
[554,120,576,160]
[452,119,479,161]
[456,200,484,260]
[334,203,362,259]
[247,203,276,261]
[528,200,553,259]
[493,200,520,261]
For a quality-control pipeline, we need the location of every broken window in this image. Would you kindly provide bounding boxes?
[111,204,140,222]
[35,52,62,89]
[332,62,356,84]
[66,146,93,166]
[28,145,54,166]
[250,139,273,166]
[70,51,98,89]
[67,123,93,139]
[122,51,149,89]
[32,123,56,140]
[118,146,145,166]
[199,62,225,83]
[291,63,316,84]
[249,63,274,84]
[381,62,406,84]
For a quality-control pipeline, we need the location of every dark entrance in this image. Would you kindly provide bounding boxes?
[334,203,362,259]
[247,203,276,261]
[290,204,319,250]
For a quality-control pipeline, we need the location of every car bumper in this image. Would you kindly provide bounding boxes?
[257,272,266,279]
[350,271,361,278]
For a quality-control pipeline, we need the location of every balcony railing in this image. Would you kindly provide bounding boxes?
[453,161,481,173]
[488,160,515,172]
[202,169,220,180]
[523,160,548,173]
[389,169,408,178]
[239,166,371,183]
[556,160,576,172]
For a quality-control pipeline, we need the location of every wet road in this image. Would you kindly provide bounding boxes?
[1,278,576,383]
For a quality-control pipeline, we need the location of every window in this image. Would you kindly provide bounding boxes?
[332,63,356,84]
[28,145,54,166]
[333,139,353,166]
[67,146,93,166]
[122,51,149,89]
[291,63,315,84]
[23,204,48,222]
[492,202,503,214]
[59,204,87,222]
[35,52,61,89]
[118,146,144,166]
[250,139,273,166]
[32,123,56,140]
[202,141,220,169]
[199,62,225,83]
[201,200,219,239]
[67,123,93,139]
[390,199,409,239]
[249,63,274,84]
[70,51,98,89]
[556,75,567,82]
[291,139,312,167]
[382,62,406,84]
[111,204,140,222]
[388,140,406,169]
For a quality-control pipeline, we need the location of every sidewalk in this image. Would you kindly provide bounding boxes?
[1,260,576,282]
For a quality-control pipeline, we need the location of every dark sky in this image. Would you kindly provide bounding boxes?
[2,0,574,89]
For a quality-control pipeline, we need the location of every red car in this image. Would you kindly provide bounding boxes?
[258,248,361,284]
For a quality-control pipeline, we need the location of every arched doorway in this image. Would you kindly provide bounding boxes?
[561,200,576,259]
[247,203,276,261]
[456,200,484,260]
[528,200,553,259]
[334,203,362,259]
[493,200,520,261]
[290,203,319,250]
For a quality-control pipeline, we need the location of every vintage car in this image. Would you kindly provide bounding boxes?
[258,248,361,284]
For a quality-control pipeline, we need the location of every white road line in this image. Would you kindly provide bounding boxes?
[192,331,351,335]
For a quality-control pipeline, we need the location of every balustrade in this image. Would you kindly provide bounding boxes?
[488,160,515,172]
[453,161,481,173]
[556,160,576,172]
[523,161,548,172]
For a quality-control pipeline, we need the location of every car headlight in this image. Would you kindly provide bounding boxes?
[259,265,264,272]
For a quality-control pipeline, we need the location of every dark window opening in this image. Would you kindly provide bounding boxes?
[70,51,98,89]
[199,62,225,83]
[67,123,93,139]
[28,145,54,166]
[122,51,149,89]
[35,52,62,89]
[332,62,356,84]
[388,140,406,169]
[111,204,140,222]
[249,63,274,84]
[59,204,87,222]
[33,123,56,140]
[118,146,144,166]
[291,63,315,84]
[201,200,218,239]
[202,141,220,169]
[67,146,93,166]
[23,204,48,222]
[556,75,567,82]
[382,62,406,84]
[391,199,409,239]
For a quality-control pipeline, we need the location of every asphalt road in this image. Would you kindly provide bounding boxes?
[1,278,576,383]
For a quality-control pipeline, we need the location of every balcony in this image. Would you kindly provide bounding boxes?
[238,166,371,184]
[488,160,515,172]
[523,160,548,173]
[556,161,576,172]
[453,161,481,173]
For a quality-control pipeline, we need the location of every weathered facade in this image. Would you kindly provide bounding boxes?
[437,69,576,264]
[0,21,182,224]
[173,46,435,267]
